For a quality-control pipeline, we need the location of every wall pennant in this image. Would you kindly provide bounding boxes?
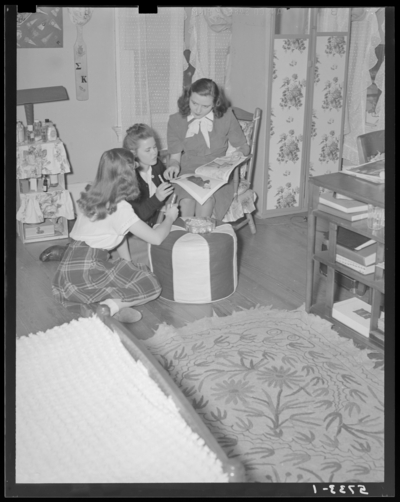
[17,7,63,48]
[68,8,93,101]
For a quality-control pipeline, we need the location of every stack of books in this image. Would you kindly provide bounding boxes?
[323,226,377,275]
[318,192,369,221]
[332,297,384,338]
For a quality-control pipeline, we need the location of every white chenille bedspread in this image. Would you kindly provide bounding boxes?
[16,315,229,483]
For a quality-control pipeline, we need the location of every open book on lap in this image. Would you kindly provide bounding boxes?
[170,155,250,205]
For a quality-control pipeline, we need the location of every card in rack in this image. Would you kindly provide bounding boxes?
[334,193,354,200]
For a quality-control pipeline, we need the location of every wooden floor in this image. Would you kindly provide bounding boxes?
[15,214,383,358]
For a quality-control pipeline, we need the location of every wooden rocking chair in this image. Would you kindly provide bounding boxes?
[356,129,385,163]
[223,107,262,234]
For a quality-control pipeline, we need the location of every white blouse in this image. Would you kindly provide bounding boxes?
[70,200,139,250]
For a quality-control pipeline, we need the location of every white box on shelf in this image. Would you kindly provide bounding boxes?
[24,221,55,239]
[332,297,373,338]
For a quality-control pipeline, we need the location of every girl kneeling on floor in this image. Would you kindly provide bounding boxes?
[52,148,179,323]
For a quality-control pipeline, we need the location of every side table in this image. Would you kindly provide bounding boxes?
[305,172,385,348]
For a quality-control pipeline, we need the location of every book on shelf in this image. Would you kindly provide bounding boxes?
[319,192,369,214]
[337,227,375,252]
[335,255,375,275]
[340,159,385,184]
[317,203,368,221]
[323,234,377,267]
[170,154,249,205]
[332,297,380,338]
[322,245,376,274]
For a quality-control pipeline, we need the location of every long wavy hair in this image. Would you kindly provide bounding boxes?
[77,148,140,221]
[177,78,230,118]
[122,123,157,163]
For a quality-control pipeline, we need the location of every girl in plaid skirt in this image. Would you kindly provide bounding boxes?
[52,148,179,323]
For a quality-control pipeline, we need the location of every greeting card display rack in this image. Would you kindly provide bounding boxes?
[16,86,73,244]
[16,137,74,244]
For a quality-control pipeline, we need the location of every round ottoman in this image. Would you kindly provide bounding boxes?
[148,218,237,303]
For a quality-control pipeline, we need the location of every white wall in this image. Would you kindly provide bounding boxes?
[229,8,273,218]
[17,7,118,187]
[16,6,273,215]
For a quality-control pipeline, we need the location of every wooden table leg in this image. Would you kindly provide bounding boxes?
[370,241,385,332]
[305,214,316,311]
[233,164,239,201]
[326,221,338,313]
[305,183,319,312]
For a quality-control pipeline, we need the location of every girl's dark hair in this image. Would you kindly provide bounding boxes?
[177,78,230,118]
[77,148,140,221]
[122,123,156,158]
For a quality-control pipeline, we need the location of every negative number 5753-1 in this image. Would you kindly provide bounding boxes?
[313,484,369,495]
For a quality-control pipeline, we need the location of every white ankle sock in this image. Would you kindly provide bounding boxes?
[99,299,119,317]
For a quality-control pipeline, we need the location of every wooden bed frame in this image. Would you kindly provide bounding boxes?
[91,305,246,483]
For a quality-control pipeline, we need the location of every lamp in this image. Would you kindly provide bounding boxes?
[17,86,69,125]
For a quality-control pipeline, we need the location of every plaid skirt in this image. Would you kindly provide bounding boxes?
[52,240,161,307]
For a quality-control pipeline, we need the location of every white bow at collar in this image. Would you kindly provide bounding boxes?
[185,111,214,148]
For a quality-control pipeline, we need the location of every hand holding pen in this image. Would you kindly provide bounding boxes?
[165,193,178,221]
[156,174,174,202]
[169,194,177,207]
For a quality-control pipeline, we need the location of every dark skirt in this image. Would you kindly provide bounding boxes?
[52,240,161,307]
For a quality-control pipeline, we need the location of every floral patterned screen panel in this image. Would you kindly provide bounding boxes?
[308,36,347,181]
[308,8,350,190]
[268,37,309,210]
[266,8,350,211]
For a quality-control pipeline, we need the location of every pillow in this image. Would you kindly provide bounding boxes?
[238,119,254,147]
[226,119,254,157]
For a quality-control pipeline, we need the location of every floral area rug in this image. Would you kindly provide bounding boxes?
[142,305,384,483]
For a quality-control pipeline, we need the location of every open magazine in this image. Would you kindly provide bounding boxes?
[340,159,385,184]
[170,155,250,205]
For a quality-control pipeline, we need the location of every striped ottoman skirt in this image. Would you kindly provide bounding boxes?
[149,218,237,304]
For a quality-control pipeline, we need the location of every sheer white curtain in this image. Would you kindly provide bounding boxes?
[342,8,382,164]
[317,8,350,31]
[374,59,385,131]
[114,8,185,150]
[188,8,232,89]
[374,12,385,131]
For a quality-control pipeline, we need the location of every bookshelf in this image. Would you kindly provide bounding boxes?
[305,172,385,348]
